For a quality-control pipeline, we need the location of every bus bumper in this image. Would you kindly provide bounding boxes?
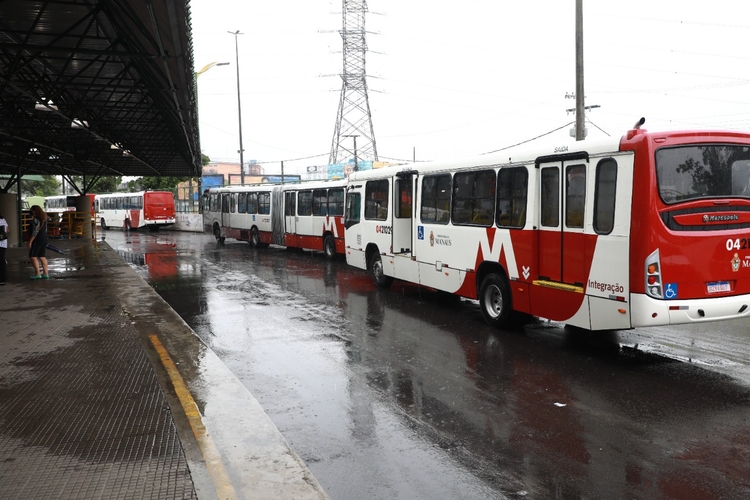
[631,293,750,327]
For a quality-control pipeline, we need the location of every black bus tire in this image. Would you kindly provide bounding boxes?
[369,253,393,288]
[250,227,261,248]
[479,273,512,328]
[323,234,336,260]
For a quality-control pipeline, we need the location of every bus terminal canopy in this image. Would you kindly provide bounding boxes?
[0,0,201,186]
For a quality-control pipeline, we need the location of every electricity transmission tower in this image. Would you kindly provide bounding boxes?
[329,0,378,166]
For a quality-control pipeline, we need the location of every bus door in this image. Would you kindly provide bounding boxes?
[537,155,589,286]
[221,193,230,228]
[284,191,296,244]
[393,172,415,255]
[393,171,420,281]
[344,183,366,269]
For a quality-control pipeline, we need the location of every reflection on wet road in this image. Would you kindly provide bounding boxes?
[106,230,750,499]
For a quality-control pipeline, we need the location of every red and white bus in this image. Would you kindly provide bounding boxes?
[203,179,347,258]
[345,123,750,330]
[95,191,176,231]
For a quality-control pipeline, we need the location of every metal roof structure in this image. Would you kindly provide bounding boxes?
[0,0,200,191]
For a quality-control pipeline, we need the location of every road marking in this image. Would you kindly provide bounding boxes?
[149,334,237,500]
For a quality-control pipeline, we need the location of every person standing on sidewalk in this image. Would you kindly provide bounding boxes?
[0,211,8,285]
[27,205,49,279]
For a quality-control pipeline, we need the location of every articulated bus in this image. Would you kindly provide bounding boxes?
[203,179,347,258]
[345,124,750,330]
[95,191,176,231]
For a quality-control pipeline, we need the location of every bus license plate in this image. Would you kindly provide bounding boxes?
[707,281,731,294]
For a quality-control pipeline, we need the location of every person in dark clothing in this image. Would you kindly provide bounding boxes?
[27,205,49,279]
[0,211,8,285]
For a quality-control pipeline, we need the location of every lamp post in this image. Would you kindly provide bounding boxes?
[228,30,245,185]
[195,61,230,77]
[194,61,229,203]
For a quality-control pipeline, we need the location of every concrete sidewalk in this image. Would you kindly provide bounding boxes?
[0,239,329,500]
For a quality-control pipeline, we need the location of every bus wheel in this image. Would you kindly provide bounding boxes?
[323,235,336,260]
[214,224,225,243]
[100,218,107,231]
[479,273,512,328]
[369,253,393,288]
[250,227,261,248]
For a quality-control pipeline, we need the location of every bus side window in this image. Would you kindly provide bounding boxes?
[238,193,247,213]
[365,179,389,220]
[247,192,258,214]
[497,167,528,228]
[594,158,617,234]
[452,170,495,226]
[565,164,586,228]
[298,191,312,216]
[421,174,450,224]
[258,192,270,215]
[329,188,345,217]
[541,168,559,227]
[345,192,361,227]
[312,189,327,216]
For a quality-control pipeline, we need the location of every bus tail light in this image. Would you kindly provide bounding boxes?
[645,250,663,299]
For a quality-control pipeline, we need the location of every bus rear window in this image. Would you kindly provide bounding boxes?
[656,145,750,203]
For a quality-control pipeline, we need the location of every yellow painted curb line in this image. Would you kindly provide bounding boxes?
[149,334,237,500]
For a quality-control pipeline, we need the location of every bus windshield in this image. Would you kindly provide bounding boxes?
[656,144,750,203]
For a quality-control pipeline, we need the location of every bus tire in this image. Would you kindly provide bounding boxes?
[369,253,393,288]
[323,234,336,260]
[213,223,225,244]
[250,227,262,248]
[479,273,512,328]
[100,218,107,231]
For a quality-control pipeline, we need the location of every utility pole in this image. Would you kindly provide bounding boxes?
[575,0,585,141]
[229,30,245,184]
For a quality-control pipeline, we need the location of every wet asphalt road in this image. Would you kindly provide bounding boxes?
[105,229,750,500]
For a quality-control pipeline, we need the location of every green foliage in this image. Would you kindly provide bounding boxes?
[201,153,211,166]
[90,176,122,193]
[140,176,187,192]
[23,175,59,197]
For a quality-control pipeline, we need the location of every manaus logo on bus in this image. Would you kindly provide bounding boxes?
[375,225,392,235]
[429,231,452,247]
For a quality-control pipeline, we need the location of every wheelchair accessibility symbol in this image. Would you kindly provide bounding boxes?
[664,283,678,300]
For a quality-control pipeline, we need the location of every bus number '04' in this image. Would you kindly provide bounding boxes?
[726,238,750,251]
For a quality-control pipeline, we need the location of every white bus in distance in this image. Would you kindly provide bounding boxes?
[95,191,176,231]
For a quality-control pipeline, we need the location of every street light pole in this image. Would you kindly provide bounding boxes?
[229,30,245,184]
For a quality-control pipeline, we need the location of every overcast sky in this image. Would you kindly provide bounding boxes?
[190,0,750,175]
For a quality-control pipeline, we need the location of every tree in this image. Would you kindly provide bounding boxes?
[22,175,59,197]
[124,153,208,192]
[90,176,122,193]
[140,176,188,191]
